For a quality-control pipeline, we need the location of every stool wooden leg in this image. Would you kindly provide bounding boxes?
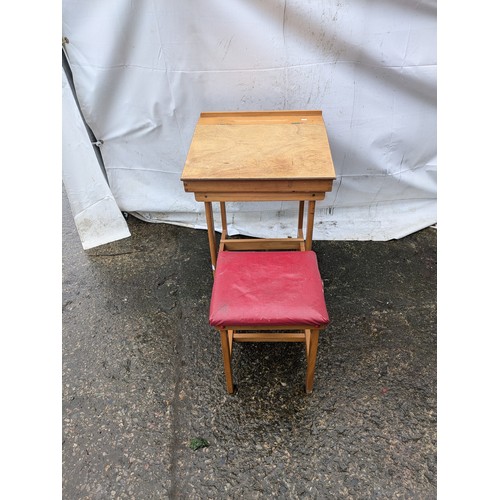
[219,329,234,394]
[305,329,320,393]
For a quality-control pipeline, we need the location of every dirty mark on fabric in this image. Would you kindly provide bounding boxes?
[219,35,234,61]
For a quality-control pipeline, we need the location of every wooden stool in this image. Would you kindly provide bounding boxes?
[209,250,329,393]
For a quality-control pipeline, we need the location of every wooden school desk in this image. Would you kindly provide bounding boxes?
[181,110,336,271]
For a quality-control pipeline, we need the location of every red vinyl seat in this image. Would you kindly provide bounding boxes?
[210,251,329,328]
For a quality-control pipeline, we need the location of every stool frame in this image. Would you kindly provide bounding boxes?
[210,200,326,394]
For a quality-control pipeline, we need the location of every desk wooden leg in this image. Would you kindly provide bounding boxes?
[220,202,227,233]
[305,200,316,251]
[204,201,217,273]
[297,201,305,250]
[298,201,305,234]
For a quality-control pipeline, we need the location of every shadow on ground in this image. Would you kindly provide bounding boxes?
[62,190,436,499]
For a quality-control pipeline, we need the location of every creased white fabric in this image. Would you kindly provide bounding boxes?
[62,0,436,241]
[62,69,131,249]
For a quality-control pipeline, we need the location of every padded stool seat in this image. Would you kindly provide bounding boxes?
[210,251,329,328]
[209,250,330,394]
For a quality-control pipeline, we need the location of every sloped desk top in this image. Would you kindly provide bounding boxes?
[181,110,336,201]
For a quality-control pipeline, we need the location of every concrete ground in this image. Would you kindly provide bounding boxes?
[62,189,437,499]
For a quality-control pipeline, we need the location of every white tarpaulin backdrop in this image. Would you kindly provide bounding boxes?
[62,69,131,249]
[62,0,436,247]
